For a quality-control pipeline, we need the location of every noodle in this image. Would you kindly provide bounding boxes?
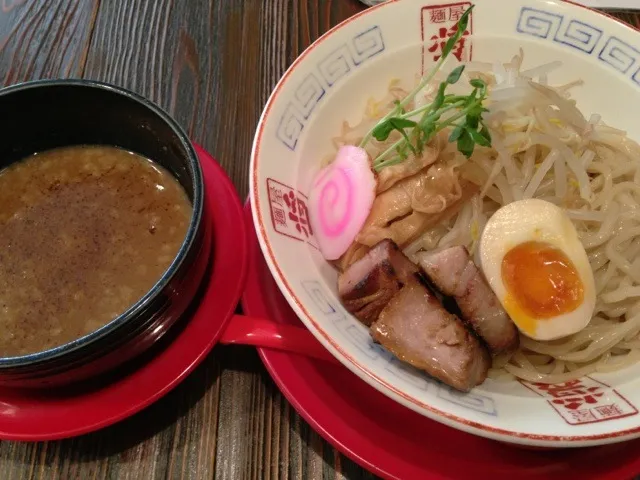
[335,51,640,384]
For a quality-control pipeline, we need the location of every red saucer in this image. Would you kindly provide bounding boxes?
[241,203,640,480]
[0,145,247,441]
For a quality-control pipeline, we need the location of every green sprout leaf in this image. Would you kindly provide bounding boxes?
[368,4,492,171]
[457,130,475,158]
[467,127,491,147]
[446,65,466,85]
[372,117,417,142]
[442,7,472,59]
[422,122,437,142]
[480,125,492,144]
[469,78,486,89]
[449,124,465,142]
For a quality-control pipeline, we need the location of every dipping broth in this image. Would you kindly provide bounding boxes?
[0,146,192,357]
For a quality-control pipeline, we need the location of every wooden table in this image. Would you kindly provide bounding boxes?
[0,1,638,479]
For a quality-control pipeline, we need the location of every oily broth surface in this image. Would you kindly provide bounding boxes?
[0,146,191,357]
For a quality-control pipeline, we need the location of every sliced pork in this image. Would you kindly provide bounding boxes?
[370,278,491,392]
[338,239,418,326]
[415,246,519,355]
[334,242,370,272]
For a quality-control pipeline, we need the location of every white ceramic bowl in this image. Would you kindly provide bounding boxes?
[250,0,640,447]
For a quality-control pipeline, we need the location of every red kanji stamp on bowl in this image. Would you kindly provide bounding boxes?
[266,178,318,249]
[521,377,638,426]
[421,2,473,74]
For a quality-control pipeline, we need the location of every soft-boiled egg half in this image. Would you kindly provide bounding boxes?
[479,199,595,341]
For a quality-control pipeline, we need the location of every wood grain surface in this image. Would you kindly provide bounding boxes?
[0,1,638,479]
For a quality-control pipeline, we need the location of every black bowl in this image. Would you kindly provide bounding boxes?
[0,79,210,387]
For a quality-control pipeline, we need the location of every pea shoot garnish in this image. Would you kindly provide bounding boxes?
[359,5,491,171]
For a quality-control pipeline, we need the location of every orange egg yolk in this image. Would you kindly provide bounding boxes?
[501,241,584,319]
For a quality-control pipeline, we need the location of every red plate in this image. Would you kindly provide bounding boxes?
[0,145,247,441]
[241,202,640,480]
